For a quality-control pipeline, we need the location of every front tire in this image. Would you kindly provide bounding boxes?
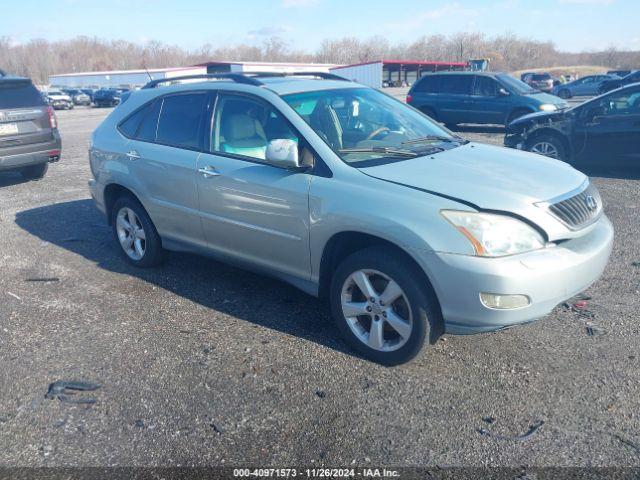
[20,163,48,180]
[330,247,441,366]
[527,133,568,161]
[111,195,166,267]
[506,108,531,125]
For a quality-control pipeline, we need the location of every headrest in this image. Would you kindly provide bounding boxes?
[224,114,257,140]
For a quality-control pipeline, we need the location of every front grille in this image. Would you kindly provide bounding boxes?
[544,183,602,230]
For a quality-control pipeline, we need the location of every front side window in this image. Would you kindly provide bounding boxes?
[212,94,299,163]
[472,76,498,97]
[283,87,462,165]
[156,93,207,150]
[597,88,640,116]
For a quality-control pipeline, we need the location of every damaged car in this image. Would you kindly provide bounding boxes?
[505,82,640,166]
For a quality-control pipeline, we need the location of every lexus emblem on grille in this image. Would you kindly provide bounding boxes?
[585,195,598,211]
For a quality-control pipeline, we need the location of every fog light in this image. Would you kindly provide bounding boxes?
[480,293,530,309]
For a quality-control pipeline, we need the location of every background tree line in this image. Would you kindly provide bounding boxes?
[1,33,638,84]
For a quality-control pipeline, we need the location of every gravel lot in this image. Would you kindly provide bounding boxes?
[0,106,639,469]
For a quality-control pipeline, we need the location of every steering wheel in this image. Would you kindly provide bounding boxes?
[366,127,390,140]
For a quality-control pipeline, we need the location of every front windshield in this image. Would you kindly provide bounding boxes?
[282,87,462,165]
[498,74,537,94]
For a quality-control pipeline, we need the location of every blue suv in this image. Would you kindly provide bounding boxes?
[407,72,568,127]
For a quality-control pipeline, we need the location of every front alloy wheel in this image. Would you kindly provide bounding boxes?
[330,247,441,365]
[341,270,412,352]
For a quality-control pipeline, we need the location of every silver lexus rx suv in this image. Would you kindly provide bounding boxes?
[89,72,613,365]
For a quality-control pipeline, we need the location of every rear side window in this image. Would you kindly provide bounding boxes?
[439,75,473,95]
[156,93,207,150]
[136,100,162,142]
[414,75,441,93]
[0,81,46,108]
[118,102,154,138]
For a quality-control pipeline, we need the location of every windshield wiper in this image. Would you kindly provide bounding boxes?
[339,147,418,157]
[402,135,466,145]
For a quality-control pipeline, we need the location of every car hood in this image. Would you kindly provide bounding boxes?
[360,142,587,239]
[527,91,566,104]
[508,109,567,128]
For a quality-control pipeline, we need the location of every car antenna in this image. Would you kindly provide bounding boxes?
[143,65,152,82]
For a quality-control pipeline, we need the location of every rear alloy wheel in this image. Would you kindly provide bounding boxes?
[527,134,567,161]
[111,195,166,267]
[20,162,48,180]
[330,247,440,365]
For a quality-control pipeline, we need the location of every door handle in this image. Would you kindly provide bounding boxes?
[126,150,141,160]
[198,166,221,178]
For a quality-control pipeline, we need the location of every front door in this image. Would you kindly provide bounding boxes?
[574,86,640,166]
[196,92,312,280]
[469,75,509,124]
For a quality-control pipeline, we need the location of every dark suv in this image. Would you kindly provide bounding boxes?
[407,72,567,127]
[0,71,61,180]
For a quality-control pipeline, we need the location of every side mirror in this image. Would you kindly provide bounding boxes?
[498,88,510,97]
[265,139,301,169]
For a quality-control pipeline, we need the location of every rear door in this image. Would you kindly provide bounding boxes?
[195,92,312,280]
[0,80,52,155]
[120,92,208,247]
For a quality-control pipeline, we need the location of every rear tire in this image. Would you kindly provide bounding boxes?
[20,163,48,180]
[111,195,166,268]
[329,247,441,366]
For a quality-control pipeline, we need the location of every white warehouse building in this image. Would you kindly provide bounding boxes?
[49,61,340,89]
[48,66,206,89]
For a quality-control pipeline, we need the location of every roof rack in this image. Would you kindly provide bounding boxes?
[241,71,350,82]
[142,73,262,89]
[141,71,350,89]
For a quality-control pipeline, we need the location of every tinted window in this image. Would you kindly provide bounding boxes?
[531,74,551,81]
[414,75,441,93]
[119,103,154,138]
[156,93,206,149]
[597,88,640,116]
[136,100,162,142]
[213,94,299,164]
[439,75,473,95]
[472,76,498,96]
[0,81,46,109]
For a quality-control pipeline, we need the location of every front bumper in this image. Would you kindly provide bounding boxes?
[504,132,524,150]
[414,215,614,334]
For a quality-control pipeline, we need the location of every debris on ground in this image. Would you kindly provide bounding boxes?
[315,390,326,399]
[45,380,101,404]
[482,416,496,425]
[586,323,606,336]
[7,292,22,302]
[477,419,544,441]
[631,261,640,267]
[562,301,596,319]
[26,277,60,283]
[612,434,640,453]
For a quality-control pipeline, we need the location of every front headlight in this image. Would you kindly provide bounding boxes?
[441,210,545,257]
[539,104,557,112]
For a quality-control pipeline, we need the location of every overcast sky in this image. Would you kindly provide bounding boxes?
[1,0,637,53]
